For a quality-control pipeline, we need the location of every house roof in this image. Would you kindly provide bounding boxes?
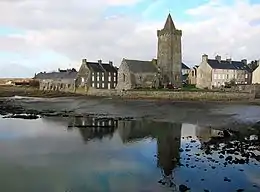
[124,59,191,73]
[124,59,158,73]
[207,59,251,72]
[86,62,117,73]
[101,64,118,73]
[35,69,78,80]
[182,63,190,69]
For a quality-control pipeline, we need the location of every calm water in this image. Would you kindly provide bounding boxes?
[0,116,260,192]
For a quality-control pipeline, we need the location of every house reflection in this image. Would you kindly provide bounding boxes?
[69,117,118,143]
[118,120,181,186]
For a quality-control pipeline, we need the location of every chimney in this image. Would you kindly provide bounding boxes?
[202,54,208,62]
[226,58,232,63]
[98,59,102,64]
[215,55,221,62]
[241,59,247,65]
[109,61,113,66]
[82,59,87,64]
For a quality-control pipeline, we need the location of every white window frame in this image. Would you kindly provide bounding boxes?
[97,83,100,88]
[102,83,105,88]
[245,74,248,78]
[92,83,95,87]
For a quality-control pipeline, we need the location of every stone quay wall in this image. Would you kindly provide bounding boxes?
[86,88,255,101]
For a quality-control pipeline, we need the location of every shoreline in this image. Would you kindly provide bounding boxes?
[0,85,259,105]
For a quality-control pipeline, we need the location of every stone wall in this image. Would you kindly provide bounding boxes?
[86,89,254,101]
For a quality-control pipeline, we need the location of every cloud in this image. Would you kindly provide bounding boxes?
[0,0,260,77]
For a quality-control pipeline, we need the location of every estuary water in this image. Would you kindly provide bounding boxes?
[0,115,260,192]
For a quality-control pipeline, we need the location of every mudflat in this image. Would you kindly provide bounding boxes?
[1,95,260,130]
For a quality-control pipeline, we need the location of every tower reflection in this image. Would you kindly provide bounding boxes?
[118,120,181,187]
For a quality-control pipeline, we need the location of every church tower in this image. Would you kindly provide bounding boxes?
[157,14,182,87]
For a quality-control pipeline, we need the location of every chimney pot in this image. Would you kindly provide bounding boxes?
[241,59,247,65]
[215,55,221,62]
[109,61,113,66]
[202,54,208,62]
[98,59,102,64]
[82,59,87,64]
[226,58,232,63]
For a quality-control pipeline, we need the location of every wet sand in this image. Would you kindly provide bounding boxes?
[1,96,260,130]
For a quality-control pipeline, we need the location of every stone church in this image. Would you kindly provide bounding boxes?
[116,14,183,90]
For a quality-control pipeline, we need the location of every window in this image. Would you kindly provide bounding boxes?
[102,75,104,81]
[92,83,95,87]
[102,83,105,88]
[81,77,85,83]
[108,73,111,81]
[108,83,111,89]
[214,74,217,79]
[92,73,95,81]
[97,83,100,88]
[123,74,126,82]
[114,76,117,81]
[245,74,248,78]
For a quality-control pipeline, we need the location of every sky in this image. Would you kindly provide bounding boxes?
[0,0,260,77]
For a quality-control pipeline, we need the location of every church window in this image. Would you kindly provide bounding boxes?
[123,74,126,82]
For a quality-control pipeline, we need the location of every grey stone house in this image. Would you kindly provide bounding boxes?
[77,59,118,89]
[116,58,190,90]
[34,68,78,91]
[116,59,160,90]
[197,54,252,89]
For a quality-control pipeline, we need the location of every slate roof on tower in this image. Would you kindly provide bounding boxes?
[163,14,176,31]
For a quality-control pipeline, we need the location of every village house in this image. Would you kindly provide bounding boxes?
[182,63,190,75]
[196,54,252,89]
[116,59,160,90]
[116,58,190,90]
[34,68,78,91]
[188,65,199,85]
[182,63,190,84]
[252,61,260,84]
[76,59,118,90]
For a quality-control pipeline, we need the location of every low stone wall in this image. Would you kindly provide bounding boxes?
[86,89,254,101]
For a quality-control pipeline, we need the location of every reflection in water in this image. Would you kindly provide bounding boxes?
[8,116,259,191]
[117,120,181,187]
[68,117,118,143]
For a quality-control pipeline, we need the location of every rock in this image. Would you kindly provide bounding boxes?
[225,156,233,161]
[179,148,184,152]
[179,184,190,192]
[219,155,224,159]
[224,177,231,182]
